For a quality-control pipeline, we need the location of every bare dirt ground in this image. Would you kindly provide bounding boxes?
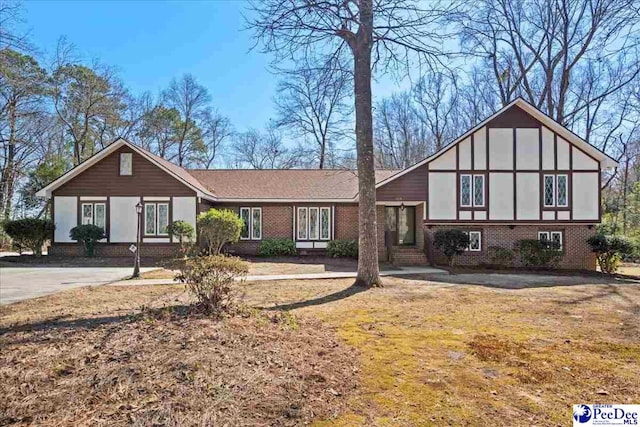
[1,271,639,426]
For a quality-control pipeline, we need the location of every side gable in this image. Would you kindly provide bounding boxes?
[54,145,196,197]
[376,98,618,190]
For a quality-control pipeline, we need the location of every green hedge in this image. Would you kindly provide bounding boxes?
[2,218,54,256]
[517,239,563,268]
[326,239,358,258]
[258,238,297,257]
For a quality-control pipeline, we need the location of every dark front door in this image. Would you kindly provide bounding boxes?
[385,206,416,246]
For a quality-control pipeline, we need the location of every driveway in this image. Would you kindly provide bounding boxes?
[0,266,156,305]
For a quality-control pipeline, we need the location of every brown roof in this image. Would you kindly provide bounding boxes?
[187,169,401,200]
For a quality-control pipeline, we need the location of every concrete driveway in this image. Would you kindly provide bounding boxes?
[0,266,156,305]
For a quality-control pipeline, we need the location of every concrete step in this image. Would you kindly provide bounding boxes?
[390,247,428,266]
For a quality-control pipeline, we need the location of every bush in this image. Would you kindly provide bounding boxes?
[517,239,563,268]
[69,224,105,257]
[176,255,249,316]
[2,218,54,256]
[197,209,243,255]
[587,233,635,274]
[168,220,195,257]
[258,238,297,257]
[488,246,515,268]
[433,229,469,266]
[327,239,358,258]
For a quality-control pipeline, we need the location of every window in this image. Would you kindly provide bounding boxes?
[297,206,331,240]
[297,207,308,240]
[464,231,482,252]
[320,207,331,240]
[309,208,319,240]
[239,207,261,240]
[240,208,251,240]
[460,174,484,207]
[120,153,132,175]
[81,203,106,231]
[544,174,568,207]
[144,203,169,236]
[538,231,563,250]
[251,208,262,240]
[557,175,568,207]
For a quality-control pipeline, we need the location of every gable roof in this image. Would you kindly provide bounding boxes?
[35,138,217,199]
[376,97,619,189]
[35,138,400,202]
[188,169,400,201]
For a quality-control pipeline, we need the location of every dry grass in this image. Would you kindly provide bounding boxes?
[2,272,639,426]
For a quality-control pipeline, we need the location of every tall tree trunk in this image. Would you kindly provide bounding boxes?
[353,0,381,287]
[0,100,17,220]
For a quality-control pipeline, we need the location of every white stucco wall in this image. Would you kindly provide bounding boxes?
[542,126,555,170]
[54,196,77,243]
[430,147,456,170]
[573,173,599,220]
[489,173,514,220]
[110,197,139,243]
[573,147,599,170]
[489,128,513,170]
[172,196,197,243]
[473,127,487,170]
[557,137,570,169]
[516,173,540,220]
[516,128,539,170]
[429,173,456,219]
[458,137,471,170]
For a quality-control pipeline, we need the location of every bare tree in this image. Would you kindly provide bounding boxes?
[195,108,232,168]
[274,65,350,169]
[231,126,295,169]
[0,1,30,52]
[163,74,210,166]
[248,0,456,287]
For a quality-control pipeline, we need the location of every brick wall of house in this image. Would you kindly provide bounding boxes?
[49,243,180,258]
[424,225,596,270]
[334,204,359,240]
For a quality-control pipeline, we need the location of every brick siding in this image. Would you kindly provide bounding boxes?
[424,225,596,270]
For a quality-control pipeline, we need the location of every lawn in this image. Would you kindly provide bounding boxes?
[1,272,639,426]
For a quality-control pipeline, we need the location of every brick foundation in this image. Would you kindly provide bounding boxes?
[424,225,596,270]
[49,243,180,257]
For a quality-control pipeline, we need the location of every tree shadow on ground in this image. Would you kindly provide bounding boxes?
[260,283,369,311]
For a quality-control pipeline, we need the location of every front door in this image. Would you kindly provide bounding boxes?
[385,206,416,246]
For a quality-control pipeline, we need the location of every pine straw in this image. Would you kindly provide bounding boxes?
[0,304,358,426]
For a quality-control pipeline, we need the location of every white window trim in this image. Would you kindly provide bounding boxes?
[473,174,485,208]
[81,202,106,228]
[460,174,485,207]
[544,174,556,207]
[556,174,568,207]
[240,207,251,240]
[297,207,308,240]
[320,207,331,240]
[464,231,482,252]
[251,207,262,240]
[120,153,133,176]
[460,175,472,207]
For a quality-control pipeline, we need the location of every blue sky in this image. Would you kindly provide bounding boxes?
[18,0,407,132]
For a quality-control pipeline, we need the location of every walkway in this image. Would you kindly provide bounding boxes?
[109,266,448,287]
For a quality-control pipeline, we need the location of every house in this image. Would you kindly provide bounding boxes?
[36,98,617,270]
